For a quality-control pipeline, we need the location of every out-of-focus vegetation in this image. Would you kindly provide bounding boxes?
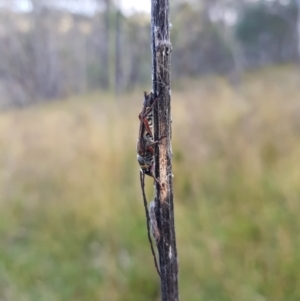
[0,0,299,107]
[0,0,300,299]
[0,66,300,300]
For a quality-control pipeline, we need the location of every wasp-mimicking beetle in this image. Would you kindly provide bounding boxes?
[137,91,164,183]
[137,91,163,277]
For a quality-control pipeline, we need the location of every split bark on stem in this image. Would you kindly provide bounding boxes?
[151,0,179,300]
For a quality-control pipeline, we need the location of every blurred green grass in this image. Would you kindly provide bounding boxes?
[0,66,300,301]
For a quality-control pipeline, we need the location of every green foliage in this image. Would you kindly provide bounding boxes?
[235,2,297,65]
[171,2,234,76]
[1,66,300,300]
[236,5,287,44]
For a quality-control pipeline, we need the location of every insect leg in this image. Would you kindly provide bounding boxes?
[139,113,154,140]
[146,135,166,150]
[139,93,160,139]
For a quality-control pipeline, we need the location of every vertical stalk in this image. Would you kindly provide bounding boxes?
[297,0,300,63]
[115,9,122,96]
[151,0,179,300]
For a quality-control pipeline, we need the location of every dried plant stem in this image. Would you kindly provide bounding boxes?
[151,0,179,300]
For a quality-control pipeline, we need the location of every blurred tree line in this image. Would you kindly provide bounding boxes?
[0,0,299,107]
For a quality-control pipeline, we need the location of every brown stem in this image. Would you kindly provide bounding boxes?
[151,0,179,300]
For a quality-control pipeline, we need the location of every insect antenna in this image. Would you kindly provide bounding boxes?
[140,170,161,277]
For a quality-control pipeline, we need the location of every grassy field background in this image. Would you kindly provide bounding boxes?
[0,66,300,301]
